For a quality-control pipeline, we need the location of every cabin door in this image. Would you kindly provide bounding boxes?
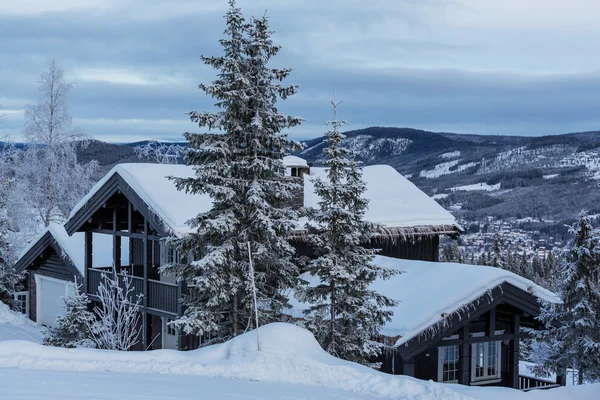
[162,317,178,349]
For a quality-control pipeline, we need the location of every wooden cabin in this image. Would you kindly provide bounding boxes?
[13,156,460,351]
[11,156,563,390]
[289,256,563,390]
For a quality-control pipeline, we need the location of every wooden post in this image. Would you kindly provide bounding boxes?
[459,324,470,385]
[509,314,520,388]
[84,232,93,294]
[142,220,150,349]
[486,306,496,338]
[112,207,121,270]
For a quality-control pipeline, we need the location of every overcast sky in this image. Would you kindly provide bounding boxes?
[1,0,600,142]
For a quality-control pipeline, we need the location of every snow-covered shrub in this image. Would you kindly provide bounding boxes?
[43,281,96,348]
[87,267,142,351]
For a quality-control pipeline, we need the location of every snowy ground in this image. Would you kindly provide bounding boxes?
[0,304,598,400]
[451,182,501,192]
[0,302,43,342]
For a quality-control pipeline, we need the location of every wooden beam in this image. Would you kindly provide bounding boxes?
[142,219,150,349]
[509,314,520,389]
[437,333,515,347]
[113,207,121,270]
[458,324,470,385]
[486,306,496,338]
[85,232,93,294]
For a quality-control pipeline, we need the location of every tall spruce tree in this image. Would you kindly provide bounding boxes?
[300,97,398,365]
[163,1,302,342]
[533,212,600,384]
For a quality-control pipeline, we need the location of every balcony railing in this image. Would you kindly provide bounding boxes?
[519,375,560,391]
[88,268,178,315]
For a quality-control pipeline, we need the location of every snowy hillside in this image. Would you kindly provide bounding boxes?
[1,319,598,400]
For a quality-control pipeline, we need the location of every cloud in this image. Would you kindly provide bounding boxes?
[1,0,599,141]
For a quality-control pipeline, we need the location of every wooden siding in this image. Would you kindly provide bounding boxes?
[292,234,441,262]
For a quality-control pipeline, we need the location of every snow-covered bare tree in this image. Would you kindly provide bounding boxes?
[162,1,302,343]
[0,150,22,308]
[88,267,142,351]
[43,281,96,348]
[299,97,399,366]
[134,140,185,164]
[18,59,98,227]
[532,212,600,384]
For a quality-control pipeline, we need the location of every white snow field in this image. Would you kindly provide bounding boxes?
[0,302,42,342]
[0,317,598,400]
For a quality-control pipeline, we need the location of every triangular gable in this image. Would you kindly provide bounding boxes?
[14,231,82,280]
[65,171,171,237]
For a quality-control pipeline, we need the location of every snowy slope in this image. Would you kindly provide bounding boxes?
[1,322,597,400]
[0,302,42,342]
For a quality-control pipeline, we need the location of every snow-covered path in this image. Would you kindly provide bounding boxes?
[0,368,382,400]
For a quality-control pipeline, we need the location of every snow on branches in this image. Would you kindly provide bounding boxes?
[162,0,303,342]
[532,211,600,384]
[299,96,399,366]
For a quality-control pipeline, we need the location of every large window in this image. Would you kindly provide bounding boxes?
[438,344,460,383]
[471,339,501,382]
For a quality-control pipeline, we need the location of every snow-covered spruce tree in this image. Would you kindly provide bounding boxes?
[542,251,561,291]
[162,1,302,342]
[532,212,600,384]
[300,97,398,366]
[491,232,504,268]
[43,281,95,348]
[18,59,98,227]
[87,267,142,350]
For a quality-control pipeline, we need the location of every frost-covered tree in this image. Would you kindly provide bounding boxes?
[88,267,142,351]
[518,255,535,281]
[43,281,95,348]
[134,140,185,164]
[17,59,98,227]
[533,212,600,384]
[0,158,22,309]
[441,241,462,263]
[491,233,504,268]
[300,97,398,365]
[163,1,302,342]
[542,251,561,291]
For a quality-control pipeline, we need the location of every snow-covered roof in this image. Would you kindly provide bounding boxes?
[69,158,459,236]
[283,155,309,168]
[304,165,458,229]
[288,256,559,347]
[17,223,116,275]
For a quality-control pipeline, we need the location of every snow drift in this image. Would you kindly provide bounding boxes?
[1,322,598,399]
[0,302,43,342]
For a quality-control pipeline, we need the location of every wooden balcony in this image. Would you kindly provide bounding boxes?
[88,268,178,315]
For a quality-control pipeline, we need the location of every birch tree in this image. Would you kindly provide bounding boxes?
[19,59,98,227]
[300,97,398,365]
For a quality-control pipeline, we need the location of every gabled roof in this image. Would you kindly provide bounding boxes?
[14,223,85,276]
[67,157,460,237]
[287,255,559,353]
[15,224,116,276]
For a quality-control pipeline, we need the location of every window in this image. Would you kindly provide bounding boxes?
[471,339,501,382]
[13,292,29,317]
[438,344,460,383]
[166,319,176,336]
